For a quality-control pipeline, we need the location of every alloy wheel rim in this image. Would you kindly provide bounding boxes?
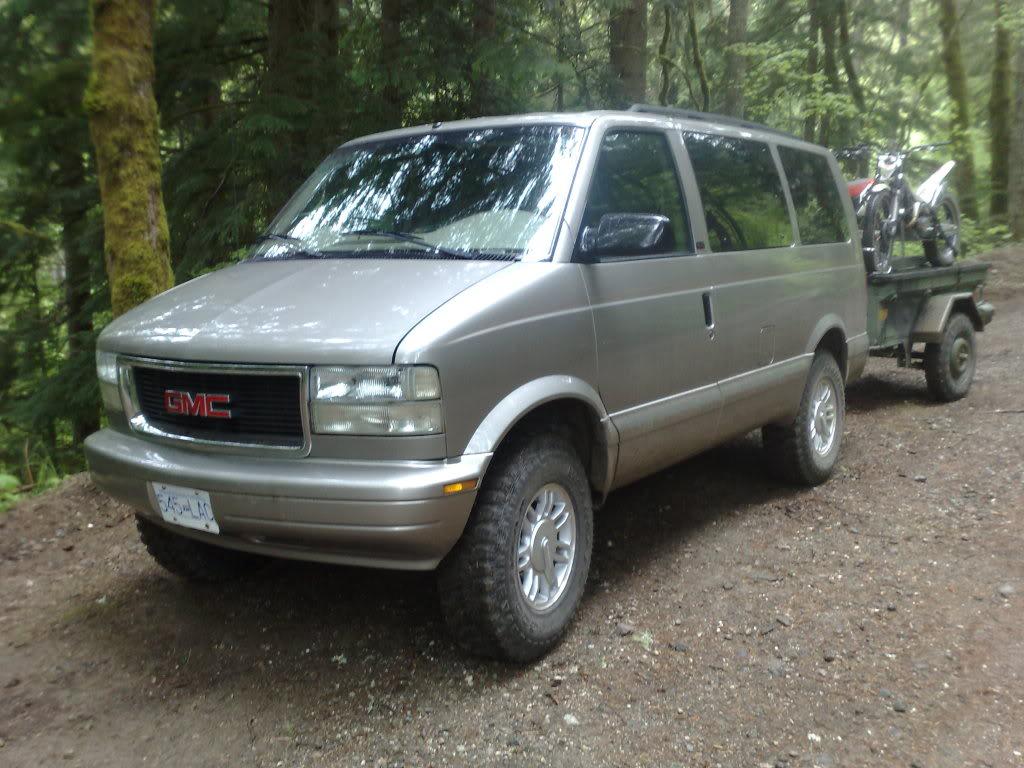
[809,378,838,456]
[516,483,576,613]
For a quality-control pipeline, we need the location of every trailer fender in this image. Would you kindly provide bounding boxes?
[911,293,984,343]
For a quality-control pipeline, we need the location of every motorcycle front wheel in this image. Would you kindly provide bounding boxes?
[861,189,895,274]
[923,193,960,268]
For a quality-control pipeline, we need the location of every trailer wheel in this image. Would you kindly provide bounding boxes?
[924,312,975,401]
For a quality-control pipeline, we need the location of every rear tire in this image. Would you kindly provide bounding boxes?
[862,190,895,274]
[924,312,975,401]
[137,516,266,582]
[763,350,846,486]
[923,193,960,267]
[437,429,593,663]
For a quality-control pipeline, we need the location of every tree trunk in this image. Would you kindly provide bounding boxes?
[266,0,340,194]
[817,0,841,145]
[1009,40,1024,240]
[935,0,978,219]
[837,0,864,110]
[609,0,647,106]
[83,0,173,317]
[803,0,820,142]
[469,0,497,115]
[988,0,1011,219]
[897,0,911,51]
[685,0,709,111]
[723,0,750,117]
[380,0,403,121]
[658,5,673,106]
[57,149,99,443]
[55,35,98,443]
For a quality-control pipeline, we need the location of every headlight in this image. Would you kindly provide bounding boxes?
[95,350,123,412]
[310,366,443,435]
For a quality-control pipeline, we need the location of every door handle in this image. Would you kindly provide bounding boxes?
[702,292,715,338]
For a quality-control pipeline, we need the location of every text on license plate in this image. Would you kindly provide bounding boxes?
[151,483,219,534]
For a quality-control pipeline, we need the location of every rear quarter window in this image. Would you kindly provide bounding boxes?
[682,131,792,252]
[777,146,850,245]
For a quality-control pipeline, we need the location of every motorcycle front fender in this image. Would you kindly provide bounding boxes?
[915,160,955,208]
[856,182,889,217]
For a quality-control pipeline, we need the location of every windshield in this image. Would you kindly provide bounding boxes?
[251,125,587,262]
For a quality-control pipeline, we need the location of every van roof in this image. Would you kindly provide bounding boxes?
[343,106,823,153]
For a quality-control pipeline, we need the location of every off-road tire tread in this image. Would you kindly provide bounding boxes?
[923,192,960,267]
[136,516,264,582]
[763,352,845,487]
[437,426,592,663]
[924,312,975,402]
[862,190,894,274]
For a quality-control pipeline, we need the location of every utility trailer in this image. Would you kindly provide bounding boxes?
[866,256,995,401]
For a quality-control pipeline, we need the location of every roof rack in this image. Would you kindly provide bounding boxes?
[627,104,802,142]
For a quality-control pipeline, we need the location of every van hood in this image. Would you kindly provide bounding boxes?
[99,259,511,365]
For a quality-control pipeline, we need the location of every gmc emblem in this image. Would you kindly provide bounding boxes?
[163,390,232,419]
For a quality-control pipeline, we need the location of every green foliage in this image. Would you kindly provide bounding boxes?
[959,217,1016,255]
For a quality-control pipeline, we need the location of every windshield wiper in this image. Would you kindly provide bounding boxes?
[340,228,476,260]
[251,232,325,260]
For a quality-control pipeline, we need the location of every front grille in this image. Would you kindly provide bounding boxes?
[133,365,304,448]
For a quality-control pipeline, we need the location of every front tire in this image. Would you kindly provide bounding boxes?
[862,189,895,274]
[924,312,975,401]
[137,516,266,582]
[763,350,846,486]
[437,429,593,662]
[923,193,960,267]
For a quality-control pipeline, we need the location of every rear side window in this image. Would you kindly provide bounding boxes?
[777,146,849,244]
[682,131,792,252]
[581,130,692,255]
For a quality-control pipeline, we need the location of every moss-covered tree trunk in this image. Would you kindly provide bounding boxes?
[609,0,647,106]
[723,0,750,117]
[935,0,978,219]
[988,0,1011,219]
[83,0,173,317]
[1010,40,1024,241]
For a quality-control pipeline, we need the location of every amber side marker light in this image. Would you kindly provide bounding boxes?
[443,479,478,495]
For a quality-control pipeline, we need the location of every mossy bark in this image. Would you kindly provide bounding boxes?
[83,0,174,317]
[988,0,1011,219]
[936,0,978,219]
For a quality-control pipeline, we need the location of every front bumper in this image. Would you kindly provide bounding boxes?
[84,428,490,570]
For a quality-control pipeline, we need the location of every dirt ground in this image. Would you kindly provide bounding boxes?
[2,250,1023,768]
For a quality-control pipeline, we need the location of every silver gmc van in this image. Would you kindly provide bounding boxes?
[86,106,868,661]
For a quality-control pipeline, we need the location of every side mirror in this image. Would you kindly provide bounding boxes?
[578,213,672,259]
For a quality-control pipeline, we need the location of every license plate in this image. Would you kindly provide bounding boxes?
[151,483,219,534]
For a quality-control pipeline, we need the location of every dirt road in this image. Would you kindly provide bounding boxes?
[2,251,1022,768]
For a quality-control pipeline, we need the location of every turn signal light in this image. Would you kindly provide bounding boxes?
[443,479,478,495]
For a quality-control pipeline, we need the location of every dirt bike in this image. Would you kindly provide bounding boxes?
[837,143,961,275]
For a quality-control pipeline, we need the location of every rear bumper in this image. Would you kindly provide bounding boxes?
[84,428,490,570]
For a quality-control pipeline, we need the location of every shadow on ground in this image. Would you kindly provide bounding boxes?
[67,431,799,708]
